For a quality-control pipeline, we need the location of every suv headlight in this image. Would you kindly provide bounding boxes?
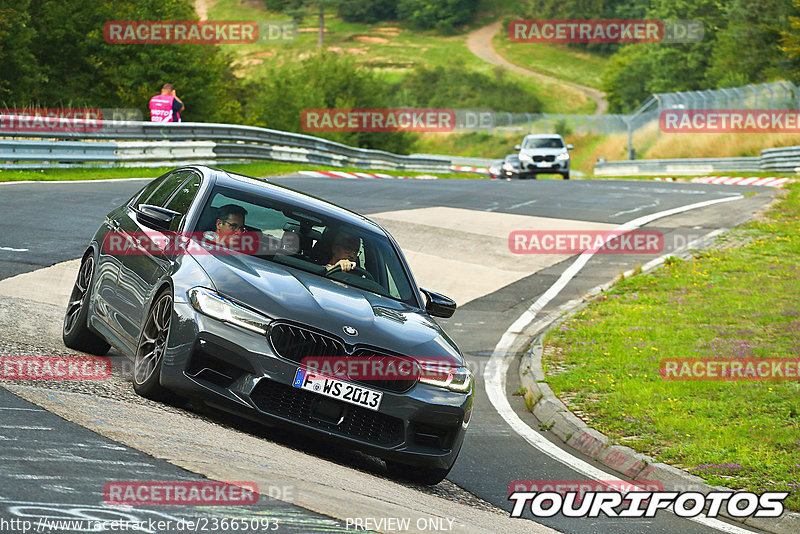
[419,363,473,392]
[519,153,532,161]
[556,152,570,161]
[187,287,272,334]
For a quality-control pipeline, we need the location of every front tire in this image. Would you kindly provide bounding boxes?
[133,288,176,401]
[562,172,570,180]
[385,460,453,486]
[62,254,110,355]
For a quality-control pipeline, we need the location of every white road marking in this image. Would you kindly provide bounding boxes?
[0,407,44,411]
[0,246,28,252]
[508,199,538,210]
[610,199,660,218]
[485,193,759,533]
[0,425,53,430]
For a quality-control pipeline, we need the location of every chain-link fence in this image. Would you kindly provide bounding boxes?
[467,81,800,160]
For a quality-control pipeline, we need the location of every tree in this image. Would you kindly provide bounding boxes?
[13,0,243,122]
[265,0,337,47]
[337,0,397,23]
[244,51,416,153]
[0,0,42,103]
[395,0,478,33]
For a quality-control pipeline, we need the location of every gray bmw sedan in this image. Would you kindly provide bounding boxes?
[62,166,472,484]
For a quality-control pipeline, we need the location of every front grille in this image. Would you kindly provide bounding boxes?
[268,322,418,393]
[251,379,404,446]
[532,155,556,162]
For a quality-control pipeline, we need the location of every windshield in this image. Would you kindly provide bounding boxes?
[195,185,417,306]
[523,137,564,149]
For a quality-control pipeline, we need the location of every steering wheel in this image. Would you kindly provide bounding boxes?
[325,264,376,282]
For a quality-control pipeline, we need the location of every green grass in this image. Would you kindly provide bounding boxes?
[207,4,592,114]
[0,161,481,182]
[542,183,800,511]
[492,22,609,90]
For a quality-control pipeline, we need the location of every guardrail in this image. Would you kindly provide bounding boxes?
[594,156,762,176]
[595,145,800,176]
[595,144,800,176]
[760,145,800,172]
[0,116,452,172]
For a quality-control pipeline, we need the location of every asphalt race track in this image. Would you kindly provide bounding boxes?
[0,174,780,534]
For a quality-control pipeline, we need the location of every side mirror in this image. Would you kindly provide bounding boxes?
[567,144,574,150]
[420,288,457,318]
[514,144,521,151]
[137,204,181,230]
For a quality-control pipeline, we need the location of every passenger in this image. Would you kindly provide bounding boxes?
[203,204,247,248]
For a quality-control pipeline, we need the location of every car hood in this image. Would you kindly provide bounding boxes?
[188,251,463,364]
[520,148,568,157]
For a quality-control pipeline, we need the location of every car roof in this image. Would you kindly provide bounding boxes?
[523,133,564,139]
[189,166,387,236]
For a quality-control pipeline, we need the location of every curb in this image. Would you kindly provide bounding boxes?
[297,170,438,180]
[691,176,795,188]
[652,176,796,188]
[518,277,800,533]
[450,165,489,174]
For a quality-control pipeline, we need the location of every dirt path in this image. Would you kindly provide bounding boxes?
[466,20,608,115]
[194,0,215,21]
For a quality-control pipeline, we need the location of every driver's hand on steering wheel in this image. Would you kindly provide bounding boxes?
[327,259,355,272]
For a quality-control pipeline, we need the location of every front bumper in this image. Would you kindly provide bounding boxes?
[160,302,472,470]
[519,160,569,174]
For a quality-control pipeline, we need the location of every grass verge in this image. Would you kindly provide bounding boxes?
[542,183,800,511]
[491,23,608,90]
[0,161,483,182]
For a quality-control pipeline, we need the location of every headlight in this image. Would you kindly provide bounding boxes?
[556,152,570,161]
[187,287,272,334]
[502,163,514,171]
[419,363,473,392]
[519,153,532,161]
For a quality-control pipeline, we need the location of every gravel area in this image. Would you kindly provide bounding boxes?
[0,296,502,515]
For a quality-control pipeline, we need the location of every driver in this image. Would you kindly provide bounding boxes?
[203,204,247,248]
[326,230,360,272]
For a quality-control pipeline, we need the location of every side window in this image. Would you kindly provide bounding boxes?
[129,175,168,207]
[142,171,191,207]
[164,172,202,230]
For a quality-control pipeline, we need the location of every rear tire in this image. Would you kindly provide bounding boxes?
[62,254,111,355]
[133,288,178,402]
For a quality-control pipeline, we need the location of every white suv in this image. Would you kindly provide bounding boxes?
[515,134,573,180]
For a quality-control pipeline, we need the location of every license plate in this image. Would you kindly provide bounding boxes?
[292,368,383,411]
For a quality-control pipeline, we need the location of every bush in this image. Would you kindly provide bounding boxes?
[390,62,542,113]
[396,0,477,32]
[243,51,415,154]
[337,0,397,23]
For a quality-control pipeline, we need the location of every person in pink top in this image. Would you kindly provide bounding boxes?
[149,83,184,122]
